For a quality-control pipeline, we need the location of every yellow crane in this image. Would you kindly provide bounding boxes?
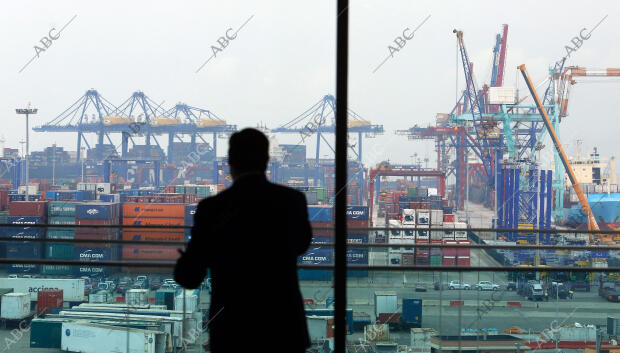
[517,65,600,237]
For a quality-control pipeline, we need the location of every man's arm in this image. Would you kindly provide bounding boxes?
[294,192,313,256]
[174,200,210,289]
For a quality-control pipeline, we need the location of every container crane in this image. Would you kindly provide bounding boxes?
[518,64,600,235]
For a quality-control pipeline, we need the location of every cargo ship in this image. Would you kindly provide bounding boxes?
[562,147,619,230]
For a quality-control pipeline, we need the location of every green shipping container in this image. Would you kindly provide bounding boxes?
[48,216,76,225]
[407,187,418,198]
[45,243,74,259]
[196,186,209,198]
[0,211,9,223]
[30,319,65,348]
[41,265,73,276]
[47,230,75,239]
[175,186,185,193]
[48,201,76,217]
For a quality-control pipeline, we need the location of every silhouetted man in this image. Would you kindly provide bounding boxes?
[174,128,312,352]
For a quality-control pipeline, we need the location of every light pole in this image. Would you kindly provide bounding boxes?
[80,147,86,182]
[15,107,37,200]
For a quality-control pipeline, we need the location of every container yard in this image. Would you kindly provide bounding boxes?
[2,4,620,352]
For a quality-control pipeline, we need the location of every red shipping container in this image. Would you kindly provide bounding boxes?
[442,256,456,266]
[457,256,470,267]
[76,219,117,236]
[37,289,63,315]
[443,214,455,222]
[377,313,401,324]
[402,254,415,266]
[457,240,470,256]
[312,228,334,237]
[442,240,458,256]
[347,219,368,230]
[122,217,184,226]
[122,203,185,218]
[0,189,8,211]
[9,201,47,217]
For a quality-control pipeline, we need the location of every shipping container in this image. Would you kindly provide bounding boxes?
[126,289,149,306]
[122,245,179,260]
[40,265,73,276]
[297,269,332,281]
[48,201,76,217]
[37,289,63,315]
[1,293,31,319]
[305,309,353,334]
[402,298,422,327]
[0,278,85,302]
[75,202,119,220]
[308,205,333,222]
[184,204,197,226]
[155,289,175,310]
[45,243,74,260]
[61,322,167,353]
[375,291,397,317]
[122,217,184,226]
[174,290,199,312]
[122,203,185,218]
[8,201,47,217]
[298,247,334,265]
[30,319,65,348]
[74,231,119,248]
[122,231,184,242]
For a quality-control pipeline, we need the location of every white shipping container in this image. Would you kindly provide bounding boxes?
[61,322,167,353]
[430,210,443,226]
[77,182,97,191]
[369,251,388,266]
[126,289,149,306]
[307,316,332,341]
[88,292,109,304]
[95,182,112,194]
[416,211,430,225]
[374,291,397,317]
[18,185,39,195]
[388,252,402,266]
[488,87,516,104]
[0,278,85,302]
[427,187,438,197]
[1,293,30,319]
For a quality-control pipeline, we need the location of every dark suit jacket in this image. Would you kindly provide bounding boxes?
[174,173,313,352]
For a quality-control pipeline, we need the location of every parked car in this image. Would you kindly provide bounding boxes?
[448,280,471,290]
[136,275,149,288]
[526,283,545,301]
[131,281,147,289]
[415,282,427,292]
[475,281,500,291]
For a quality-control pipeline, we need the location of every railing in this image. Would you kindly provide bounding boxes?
[0,225,619,352]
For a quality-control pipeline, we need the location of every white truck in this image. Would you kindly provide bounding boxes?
[0,278,85,302]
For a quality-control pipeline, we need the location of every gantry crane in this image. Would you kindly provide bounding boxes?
[272,94,384,188]
[518,65,600,237]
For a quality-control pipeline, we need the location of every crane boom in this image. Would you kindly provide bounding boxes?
[517,64,599,233]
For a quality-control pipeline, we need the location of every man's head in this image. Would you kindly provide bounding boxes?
[228,128,269,179]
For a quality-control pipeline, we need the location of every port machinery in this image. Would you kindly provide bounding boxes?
[271,94,384,194]
[33,89,237,163]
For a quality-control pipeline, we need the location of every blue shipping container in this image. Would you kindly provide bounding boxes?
[73,265,107,276]
[298,247,333,265]
[74,248,112,261]
[312,236,332,244]
[8,264,39,274]
[75,203,116,220]
[308,206,333,222]
[99,194,115,202]
[346,206,369,220]
[402,298,422,326]
[8,216,43,225]
[6,243,42,258]
[185,204,197,226]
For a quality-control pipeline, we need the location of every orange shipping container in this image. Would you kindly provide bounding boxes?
[122,217,184,226]
[122,203,185,218]
[122,245,180,260]
[122,231,184,241]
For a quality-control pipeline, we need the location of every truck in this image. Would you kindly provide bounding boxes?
[61,322,167,353]
[374,291,422,330]
[599,276,620,302]
[0,278,85,303]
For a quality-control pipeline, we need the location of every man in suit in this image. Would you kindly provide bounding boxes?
[174,128,313,352]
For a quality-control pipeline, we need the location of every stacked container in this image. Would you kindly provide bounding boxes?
[121,203,184,262]
[6,201,47,274]
[346,206,369,277]
[74,202,120,276]
[43,201,77,275]
[299,205,334,281]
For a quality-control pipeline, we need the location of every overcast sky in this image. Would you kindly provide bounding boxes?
[2,1,618,169]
